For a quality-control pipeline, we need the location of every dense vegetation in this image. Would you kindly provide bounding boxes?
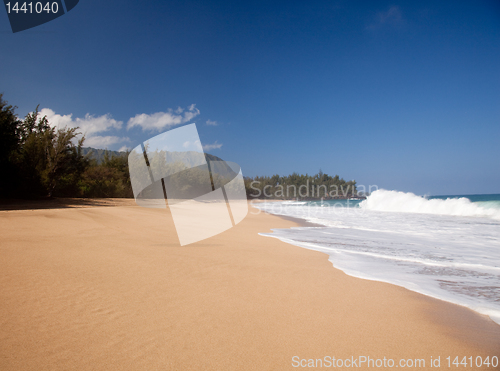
[0,94,132,199]
[1,94,359,200]
[244,171,358,200]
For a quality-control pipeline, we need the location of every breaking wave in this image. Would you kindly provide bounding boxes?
[360,189,500,220]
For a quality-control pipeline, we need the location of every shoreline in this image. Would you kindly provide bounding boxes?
[263,210,500,343]
[271,213,325,228]
[0,200,499,370]
[255,202,500,328]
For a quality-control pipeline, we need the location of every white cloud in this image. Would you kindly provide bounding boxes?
[39,108,129,148]
[367,6,404,30]
[127,104,200,131]
[40,108,122,135]
[378,6,403,24]
[85,136,130,148]
[181,140,203,152]
[37,104,201,150]
[206,119,218,126]
[202,141,222,151]
[118,145,131,152]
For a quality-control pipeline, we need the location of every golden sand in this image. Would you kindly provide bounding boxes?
[0,200,499,370]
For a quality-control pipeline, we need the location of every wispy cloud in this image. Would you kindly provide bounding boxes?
[40,108,122,135]
[39,104,203,150]
[127,104,200,131]
[85,136,130,148]
[202,141,222,151]
[206,119,218,126]
[367,6,404,30]
[40,108,129,148]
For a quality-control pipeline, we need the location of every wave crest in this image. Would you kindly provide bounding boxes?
[360,190,500,220]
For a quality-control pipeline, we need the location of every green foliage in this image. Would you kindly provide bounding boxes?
[0,94,22,196]
[0,94,131,199]
[80,147,126,164]
[13,106,88,197]
[0,98,87,198]
[244,171,358,200]
[79,150,133,198]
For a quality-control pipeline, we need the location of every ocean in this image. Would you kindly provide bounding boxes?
[254,190,500,325]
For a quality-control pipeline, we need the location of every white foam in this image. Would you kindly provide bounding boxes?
[281,201,308,205]
[255,196,500,325]
[360,189,500,220]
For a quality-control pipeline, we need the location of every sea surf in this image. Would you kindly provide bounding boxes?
[254,190,500,325]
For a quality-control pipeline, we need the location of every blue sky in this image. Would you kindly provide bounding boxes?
[1,0,499,195]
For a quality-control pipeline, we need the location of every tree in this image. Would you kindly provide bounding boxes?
[78,150,133,198]
[0,94,22,197]
[0,94,135,199]
[13,105,87,197]
[244,170,358,199]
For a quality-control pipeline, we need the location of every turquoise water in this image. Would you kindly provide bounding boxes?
[430,194,500,202]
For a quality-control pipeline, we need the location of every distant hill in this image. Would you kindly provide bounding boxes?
[81,147,224,165]
[81,147,126,164]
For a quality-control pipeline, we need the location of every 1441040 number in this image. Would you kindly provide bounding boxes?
[446,356,498,368]
[5,2,60,14]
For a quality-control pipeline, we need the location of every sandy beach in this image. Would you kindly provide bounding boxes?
[0,200,499,370]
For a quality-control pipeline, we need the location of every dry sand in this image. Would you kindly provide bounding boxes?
[0,199,499,370]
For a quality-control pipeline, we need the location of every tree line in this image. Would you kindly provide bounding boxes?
[1,94,359,200]
[244,171,359,200]
[0,94,132,199]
